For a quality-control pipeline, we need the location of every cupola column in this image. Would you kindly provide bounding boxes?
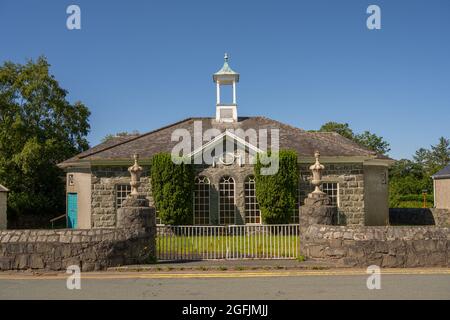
[213,53,240,123]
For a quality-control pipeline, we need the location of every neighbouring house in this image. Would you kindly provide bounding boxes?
[58,55,394,229]
[432,164,450,209]
[0,184,8,230]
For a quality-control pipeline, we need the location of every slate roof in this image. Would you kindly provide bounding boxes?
[58,116,391,168]
[432,164,450,179]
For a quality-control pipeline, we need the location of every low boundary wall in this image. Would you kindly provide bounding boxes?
[0,227,155,271]
[300,225,449,267]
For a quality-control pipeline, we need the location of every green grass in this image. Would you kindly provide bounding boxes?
[156,234,299,259]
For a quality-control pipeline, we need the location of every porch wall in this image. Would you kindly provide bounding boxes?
[90,166,152,228]
[66,170,92,229]
[299,163,365,226]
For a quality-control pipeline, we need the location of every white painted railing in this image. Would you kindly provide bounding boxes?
[156,224,299,260]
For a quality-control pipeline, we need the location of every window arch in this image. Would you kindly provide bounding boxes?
[219,176,235,225]
[194,176,210,225]
[244,176,260,224]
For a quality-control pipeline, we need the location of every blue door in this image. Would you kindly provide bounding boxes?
[67,193,78,229]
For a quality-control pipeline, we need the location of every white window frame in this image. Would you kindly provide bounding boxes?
[244,175,261,224]
[193,176,211,225]
[218,176,236,225]
[322,182,339,207]
[115,184,131,209]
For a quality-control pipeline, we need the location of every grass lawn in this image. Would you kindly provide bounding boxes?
[156,234,299,260]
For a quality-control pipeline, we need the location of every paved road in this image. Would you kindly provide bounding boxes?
[0,269,449,299]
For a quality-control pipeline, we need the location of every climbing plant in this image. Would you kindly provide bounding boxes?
[254,150,299,224]
[150,153,194,225]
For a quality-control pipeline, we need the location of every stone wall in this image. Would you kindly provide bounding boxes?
[91,166,152,228]
[90,163,366,227]
[0,227,155,271]
[389,208,450,227]
[299,163,365,226]
[300,224,449,267]
[0,200,156,272]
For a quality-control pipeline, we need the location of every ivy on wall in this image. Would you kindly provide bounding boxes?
[150,153,194,225]
[254,150,299,224]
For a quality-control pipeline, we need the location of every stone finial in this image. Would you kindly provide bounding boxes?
[128,153,142,196]
[309,150,325,195]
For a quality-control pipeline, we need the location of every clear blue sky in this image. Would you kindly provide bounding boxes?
[1,0,449,160]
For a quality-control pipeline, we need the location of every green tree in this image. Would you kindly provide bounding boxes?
[389,137,449,208]
[317,122,390,155]
[0,57,90,220]
[354,131,391,155]
[318,122,354,140]
[150,153,194,225]
[413,137,450,175]
[254,150,299,224]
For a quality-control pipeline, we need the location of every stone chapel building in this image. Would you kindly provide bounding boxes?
[58,56,393,229]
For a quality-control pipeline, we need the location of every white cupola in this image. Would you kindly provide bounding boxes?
[213,53,239,122]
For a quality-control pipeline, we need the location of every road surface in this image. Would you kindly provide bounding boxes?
[0,269,449,299]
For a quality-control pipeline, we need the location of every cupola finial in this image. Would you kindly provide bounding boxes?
[224,53,229,62]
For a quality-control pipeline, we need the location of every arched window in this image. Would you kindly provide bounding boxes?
[219,176,235,225]
[244,176,260,224]
[194,176,210,225]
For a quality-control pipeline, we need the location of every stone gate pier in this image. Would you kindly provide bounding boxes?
[0,154,156,271]
[299,151,336,229]
[299,151,450,268]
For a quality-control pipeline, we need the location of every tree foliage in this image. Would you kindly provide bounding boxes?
[150,153,194,225]
[389,137,449,207]
[413,137,449,176]
[318,122,354,140]
[317,122,390,155]
[354,131,391,155]
[254,150,299,224]
[0,57,90,219]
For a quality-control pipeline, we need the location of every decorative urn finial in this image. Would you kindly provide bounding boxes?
[309,150,325,195]
[224,52,229,62]
[128,153,142,196]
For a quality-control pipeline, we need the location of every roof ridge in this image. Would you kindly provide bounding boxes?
[254,116,306,133]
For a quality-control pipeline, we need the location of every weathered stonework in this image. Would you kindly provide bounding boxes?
[91,166,152,228]
[300,224,450,267]
[0,194,156,271]
[299,197,337,227]
[0,226,155,271]
[299,163,365,226]
[89,162,367,228]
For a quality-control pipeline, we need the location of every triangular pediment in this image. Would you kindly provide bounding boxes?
[188,130,262,166]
